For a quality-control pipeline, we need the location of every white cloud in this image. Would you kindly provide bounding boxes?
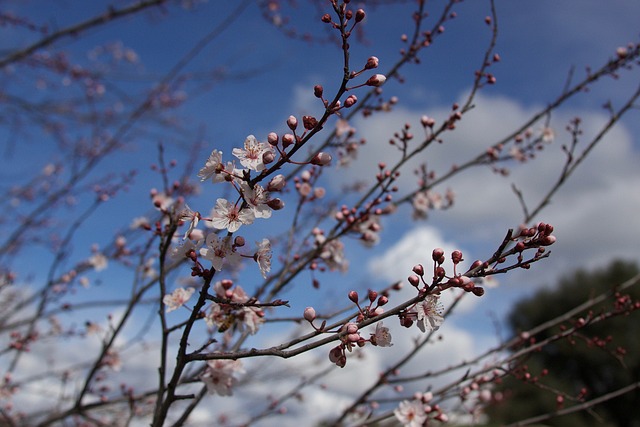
[324,89,640,287]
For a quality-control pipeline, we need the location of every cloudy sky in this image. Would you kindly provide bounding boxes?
[1,0,639,425]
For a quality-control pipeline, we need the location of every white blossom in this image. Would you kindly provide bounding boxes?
[200,359,244,396]
[208,198,255,232]
[163,287,195,312]
[415,295,444,332]
[394,399,427,427]
[254,238,272,279]
[232,135,273,171]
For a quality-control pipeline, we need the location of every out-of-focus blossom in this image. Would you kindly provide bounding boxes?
[163,287,195,312]
[200,359,244,396]
[394,399,427,427]
[254,239,272,279]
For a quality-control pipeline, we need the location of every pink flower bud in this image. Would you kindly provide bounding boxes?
[267,132,279,146]
[310,152,332,166]
[234,236,245,247]
[365,56,379,70]
[368,289,377,302]
[365,74,386,87]
[451,250,463,264]
[304,307,316,322]
[355,9,365,22]
[346,322,358,334]
[267,174,286,191]
[432,248,445,262]
[408,275,420,287]
[314,84,324,98]
[420,116,436,127]
[282,133,295,148]
[266,198,285,210]
[302,115,318,130]
[287,115,298,130]
[348,290,359,303]
[262,150,275,165]
[541,235,556,246]
[412,264,424,276]
[472,286,485,297]
[377,295,388,306]
[344,94,357,108]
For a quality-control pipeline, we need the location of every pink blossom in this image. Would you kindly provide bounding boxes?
[199,234,239,271]
[394,399,427,427]
[254,238,272,279]
[170,237,203,262]
[88,252,108,272]
[177,204,200,239]
[209,198,255,232]
[241,183,272,219]
[232,135,274,171]
[371,322,393,347]
[303,307,316,322]
[240,306,264,334]
[315,233,348,272]
[200,359,244,396]
[163,287,195,312]
[198,149,223,181]
[415,295,444,332]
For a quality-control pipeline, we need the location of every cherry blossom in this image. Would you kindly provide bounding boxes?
[239,306,264,334]
[199,234,239,271]
[254,238,272,279]
[177,204,200,239]
[415,295,444,332]
[88,252,108,272]
[232,135,274,171]
[208,198,255,232]
[241,182,272,219]
[198,149,223,181]
[169,237,203,262]
[371,322,393,347]
[394,399,427,427]
[315,233,349,272]
[200,359,244,396]
[163,287,195,312]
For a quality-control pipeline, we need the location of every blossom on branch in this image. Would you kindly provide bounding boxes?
[200,359,244,396]
[232,135,274,171]
[199,234,239,271]
[370,322,393,347]
[208,198,255,232]
[254,238,272,279]
[394,399,427,427]
[88,252,108,272]
[315,232,348,272]
[241,182,272,219]
[163,287,195,312]
[415,295,444,332]
[177,204,200,240]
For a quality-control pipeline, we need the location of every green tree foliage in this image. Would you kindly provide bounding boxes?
[486,260,640,427]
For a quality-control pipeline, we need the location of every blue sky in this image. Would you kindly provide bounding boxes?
[1,0,640,425]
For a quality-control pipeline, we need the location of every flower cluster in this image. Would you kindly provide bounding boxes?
[327,320,393,368]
